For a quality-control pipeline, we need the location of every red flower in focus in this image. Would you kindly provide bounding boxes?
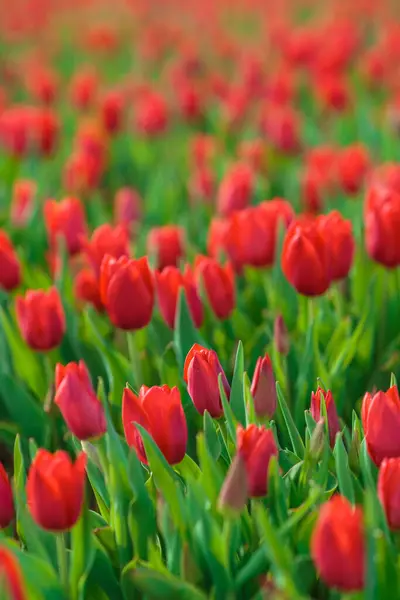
[16,287,66,351]
[217,163,254,217]
[310,387,340,447]
[100,255,154,330]
[365,186,400,268]
[317,211,354,280]
[0,462,14,528]
[0,231,21,292]
[27,450,87,532]
[0,546,27,600]
[282,219,331,296]
[135,91,168,136]
[11,179,36,227]
[337,144,370,195]
[362,386,400,466]
[147,225,185,271]
[155,265,203,329]
[194,256,235,320]
[70,68,98,110]
[122,385,187,465]
[237,424,278,497]
[114,187,141,227]
[311,495,364,592]
[55,360,107,440]
[44,197,87,256]
[83,223,130,276]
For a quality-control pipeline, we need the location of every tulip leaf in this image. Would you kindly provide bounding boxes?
[229,341,246,425]
[218,374,237,445]
[276,383,305,459]
[84,542,125,600]
[196,434,224,504]
[203,411,221,461]
[333,433,355,504]
[174,288,205,370]
[122,563,208,600]
[69,490,96,600]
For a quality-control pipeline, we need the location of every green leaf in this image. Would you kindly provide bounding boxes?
[69,490,95,600]
[276,383,305,459]
[334,433,355,504]
[122,564,208,600]
[230,341,246,425]
[218,374,237,445]
[203,411,221,461]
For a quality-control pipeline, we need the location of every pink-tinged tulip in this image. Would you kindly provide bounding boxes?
[11,179,36,227]
[237,424,278,497]
[147,226,185,271]
[0,547,27,600]
[114,187,141,227]
[122,385,187,465]
[155,265,203,329]
[194,256,235,320]
[16,287,65,351]
[378,457,400,530]
[83,223,130,275]
[100,255,154,330]
[251,355,277,419]
[44,197,87,256]
[274,314,289,355]
[217,163,254,217]
[55,361,106,440]
[362,386,400,466]
[184,344,230,418]
[0,231,21,292]
[27,450,87,532]
[311,495,365,592]
[0,463,14,528]
[310,388,340,448]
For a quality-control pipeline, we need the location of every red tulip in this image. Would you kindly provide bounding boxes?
[364,186,400,268]
[74,268,104,312]
[100,255,154,330]
[0,546,27,600]
[135,91,168,136]
[114,187,141,227]
[194,256,235,320]
[317,211,354,280]
[217,163,254,217]
[315,75,350,112]
[122,385,187,465]
[100,90,124,134]
[177,83,203,121]
[311,495,364,592]
[282,219,331,296]
[237,139,267,174]
[0,106,58,157]
[155,265,203,329]
[362,386,400,466]
[0,463,14,528]
[44,197,87,256]
[378,458,400,530]
[55,361,106,441]
[310,387,340,448]
[83,223,130,275]
[251,355,277,419]
[337,144,370,195]
[0,231,21,292]
[237,424,278,497]
[63,151,102,195]
[16,287,66,351]
[27,450,87,531]
[11,179,36,227]
[147,226,185,271]
[190,134,216,168]
[188,167,215,204]
[184,344,230,418]
[70,68,98,110]
[259,105,301,154]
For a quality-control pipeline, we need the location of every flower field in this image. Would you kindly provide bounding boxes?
[1,0,400,598]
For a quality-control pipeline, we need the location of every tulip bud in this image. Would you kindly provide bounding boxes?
[365,186,400,268]
[184,344,230,418]
[237,424,278,497]
[155,265,203,329]
[0,231,21,292]
[147,225,185,271]
[16,287,66,351]
[0,546,27,600]
[378,457,400,530]
[310,388,340,448]
[218,454,248,513]
[194,256,235,320]
[55,360,107,441]
[250,355,277,419]
[44,197,87,256]
[0,463,14,529]
[274,314,289,355]
[27,450,87,531]
[217,163,254,217]
[317,211,354,281]
[361,386,400,466]
[83,223,130,276]
[311,495,365,591]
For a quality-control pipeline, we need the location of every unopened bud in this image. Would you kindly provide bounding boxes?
[274,314,289,356]
[218,454,248,513]
[251,354,277,419]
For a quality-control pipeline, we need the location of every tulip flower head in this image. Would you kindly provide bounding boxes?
[16,287,66,351]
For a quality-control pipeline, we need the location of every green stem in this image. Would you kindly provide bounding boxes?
[126,331,143,391]
[56,533,69,595]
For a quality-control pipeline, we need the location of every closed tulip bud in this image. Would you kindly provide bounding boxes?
[0,463,14,528]
[217,163,254,217]
[282,219,331,296]
[365,186,400,268]
[337,144,370,195]
[155,265,203,329]
[11,179,36,227]
[100,255,154,330]
[362,386,400,466]
[0,231,21,292]
[310,388,340,448]
[0,547,27,600]
[122,385,187,465]
[218,454,248,513]
[83,223,130,275]
[147,226,185,271]
[44,197,87,256]
[317,211,354,281]
[27,450,87,531]
[55,361,106,440]
[194,256,235,320]
[237,424,278,497]
[74,268,104,312]
[378,458,400,530]
[16,287,66,351]
[184,344,230,418]
[274,314,289,355]
[114,187,141,227]
[311,495,365,592]
[250,355,277,419]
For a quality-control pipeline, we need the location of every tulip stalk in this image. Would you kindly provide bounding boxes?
[56,533,69,596]
[126,331,143,390]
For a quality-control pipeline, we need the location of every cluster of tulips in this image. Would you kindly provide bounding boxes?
[2,0,400,598]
